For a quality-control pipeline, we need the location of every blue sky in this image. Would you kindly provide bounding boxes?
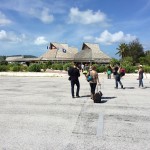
[0,0,150,58]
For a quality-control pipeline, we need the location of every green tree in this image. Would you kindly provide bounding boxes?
[128,39,145,64]
[145,50,150,55]
[116,43,129,59]
[110,58,120,66]
[116,39,145,64]
[120,56,133,67]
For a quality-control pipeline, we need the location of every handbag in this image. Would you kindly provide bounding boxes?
[93,85,103,103]
[87,71,93,82]
[87,75,93,82]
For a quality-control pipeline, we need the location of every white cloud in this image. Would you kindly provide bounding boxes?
[83,35,94,41]
[69,7,107,24]
[0,30,25,42]
[29,8,54,23]
[0,1,54,24]
[0,11,12,25]
[95,30,137,45]
[41,8,54,23]
[34,36,48,45]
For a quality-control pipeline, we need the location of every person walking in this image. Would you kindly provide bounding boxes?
[68,63,80,98]
[111,64,124,89]
[138,65,147,88]
[86,65,100,100]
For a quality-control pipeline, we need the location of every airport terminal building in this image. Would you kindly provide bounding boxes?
[6,42,111,64]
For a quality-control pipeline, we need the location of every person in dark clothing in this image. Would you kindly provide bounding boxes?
[111,64,124,89]
[68,64,80,98]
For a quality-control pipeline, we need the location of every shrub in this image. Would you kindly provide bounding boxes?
[51,63,63,70]
[0,61,8,65]
[6,63,22,72]
[20,65,28,72]
[96,65,106,73]
[45,61,52,69]
[39,63,47,71]
[0,65,8,72]
[143,66,150,73]
[63,62,72,71]
[28,63,41,72]
[125,66,136,73]
[11,65,21,72]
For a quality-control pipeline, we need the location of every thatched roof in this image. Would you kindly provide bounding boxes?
[74,43,111,63]
[41,42,78,61]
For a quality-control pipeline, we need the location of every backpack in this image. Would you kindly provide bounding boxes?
[87,75,93,82]
[120,68,125,77]
[87,71,93,82]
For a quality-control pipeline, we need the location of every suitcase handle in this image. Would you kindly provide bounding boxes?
[96,84,101,92]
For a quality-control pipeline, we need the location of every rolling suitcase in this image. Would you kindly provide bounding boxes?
[93,85,103,103]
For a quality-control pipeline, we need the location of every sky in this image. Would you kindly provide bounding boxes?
[0,0,150,58]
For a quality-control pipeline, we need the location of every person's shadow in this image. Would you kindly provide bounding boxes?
[80,95,91,98]
[124,87,135,89]
[144,86,150,89]
[79,95,117,103]
[101,96,117,103]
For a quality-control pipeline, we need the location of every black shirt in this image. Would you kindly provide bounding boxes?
[113,66,119,75]
[68,67,80,80]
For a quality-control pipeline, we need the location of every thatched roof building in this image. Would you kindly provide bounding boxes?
[41,42,78,61]
[74,43,111,63]
[5,42,111,64]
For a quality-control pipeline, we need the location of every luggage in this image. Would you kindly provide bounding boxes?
[87,75,93,82]
[120,68,125,77]
[93,85,103,103]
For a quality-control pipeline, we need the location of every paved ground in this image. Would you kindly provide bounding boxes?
[0,72,150,150]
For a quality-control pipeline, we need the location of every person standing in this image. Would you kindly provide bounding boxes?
[107,65,112,79]
[68,63,80,98]
[81,63,84,72]
[86,65,100,99]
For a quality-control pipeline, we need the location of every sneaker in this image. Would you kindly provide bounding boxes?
[72,96,75,98]
[76,95,80,98]
[114,87,118,89]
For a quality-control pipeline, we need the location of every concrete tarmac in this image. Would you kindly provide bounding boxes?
[0,73,150,150]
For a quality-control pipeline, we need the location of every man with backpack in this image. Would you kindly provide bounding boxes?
[111,64,124,89]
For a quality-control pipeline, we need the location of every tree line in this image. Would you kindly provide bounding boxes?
[115,39,150,65]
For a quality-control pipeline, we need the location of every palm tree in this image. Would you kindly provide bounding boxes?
[116,43,129,59]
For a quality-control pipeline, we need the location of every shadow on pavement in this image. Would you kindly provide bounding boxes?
[145,86,150,88]
[80,95,91,98]
[101,96,117,99]
[124,87,135,89]
[99,96,117,103]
